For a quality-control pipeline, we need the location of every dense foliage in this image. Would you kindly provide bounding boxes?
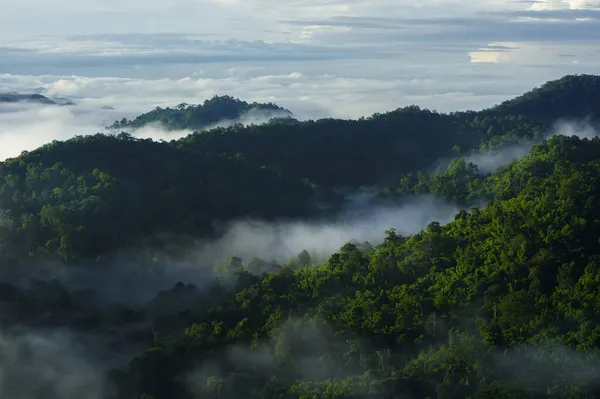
[109,95,292,130]
[3,75,599,262]
[1,74,600,399]
[106,134,600,399]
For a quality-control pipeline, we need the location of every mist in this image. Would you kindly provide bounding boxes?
[0,328,106,399]
[199,107,295,131]
[489,340,600,395]
[464,120,600,174]
[466,142,535,174]
[0,194,462,399]
[0,100,294,161]
[197,195,459,265]
[0,101,127,161]
[0,194,461,310]
[185,318,370,399]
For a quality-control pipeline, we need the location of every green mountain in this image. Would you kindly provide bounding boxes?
[487,74,600,121]
[1,74,600,399]
[115,134,600,399]
[2,75,600,262]
[108,95,293,131]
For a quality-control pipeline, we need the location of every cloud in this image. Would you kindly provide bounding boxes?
[177,195,460,268]
[465,120,600,173]
[0,328,105,399]
[2,2,600,156]
[468,42,591,65]
[0,103,118,161]
[3,62,600,161]
[529,0,600,10]
[0,97,294,161]
[0,10,598,123]
[466,143,536,173]
[0,72,515,130]
[0,193,463,307]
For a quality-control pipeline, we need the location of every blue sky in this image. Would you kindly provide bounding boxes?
[1,0,600,119]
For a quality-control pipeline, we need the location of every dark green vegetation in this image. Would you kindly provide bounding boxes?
[108,95,293,131]
[2,74,600,398]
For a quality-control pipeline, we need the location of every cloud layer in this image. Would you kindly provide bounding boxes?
[2,1,600,158]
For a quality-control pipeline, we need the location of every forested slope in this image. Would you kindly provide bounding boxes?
[109,95,292,131]
[2,75,599,263]
[112,134,600,399]
[1,75,600,398]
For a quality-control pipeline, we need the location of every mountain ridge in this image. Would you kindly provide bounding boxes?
[2,74,600,398]
[1,74,598,262]
[108,94,294,131]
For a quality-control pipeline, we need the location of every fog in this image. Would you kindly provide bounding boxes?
[0,100,294,161]
[3,96,597,399]
[185,318,367,399]
[465,120,600,174]
[0,192,465,399]
[195,195,459,266]
[0,328,105,399]
[2,194,461,309]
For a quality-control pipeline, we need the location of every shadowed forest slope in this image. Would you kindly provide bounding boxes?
[1,74,600,398]
[2,74,599,262]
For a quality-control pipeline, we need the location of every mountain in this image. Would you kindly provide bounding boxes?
[2,75,600,262]
[487,74,600,122]
[2,74,600,398]
[0,93,76,106]
[0,93,57,105]
[108,95,293,131]
[115,134,600,399]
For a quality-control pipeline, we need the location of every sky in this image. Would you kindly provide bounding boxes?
[0,0,600,155]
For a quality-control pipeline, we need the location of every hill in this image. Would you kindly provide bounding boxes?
[108,95,293,131]
[2,74,600,398]
[487,74,600,122]
[112,134,600,399]
[3,134,600,398]
[1,75,600,262]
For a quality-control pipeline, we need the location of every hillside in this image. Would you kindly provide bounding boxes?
[487,74,600,122]
[3,134,600,398]
[108,95,293,131]
[2,74,600,398]
[2,75,600,263]
[112,134,600,399]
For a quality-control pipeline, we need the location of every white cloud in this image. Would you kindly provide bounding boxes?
[468,41,595,64]
[175,195,462,266]
[530,0,600,10]
[1,1,600,158]
[0,70,529,127]
[0,103,113,161]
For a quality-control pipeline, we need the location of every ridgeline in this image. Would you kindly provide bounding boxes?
[1,74,600,398]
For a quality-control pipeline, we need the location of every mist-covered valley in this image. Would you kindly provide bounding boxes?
[2,73,600,398]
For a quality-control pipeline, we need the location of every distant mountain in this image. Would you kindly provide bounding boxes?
[0,93,56,105]
[51,97,76,106]
[0,93,76,106]
[3,74,600,263]
[5,75,600,399]
[108,95,293,131]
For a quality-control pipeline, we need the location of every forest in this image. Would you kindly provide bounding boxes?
[108,95,293,131]
[1,74,600,398]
